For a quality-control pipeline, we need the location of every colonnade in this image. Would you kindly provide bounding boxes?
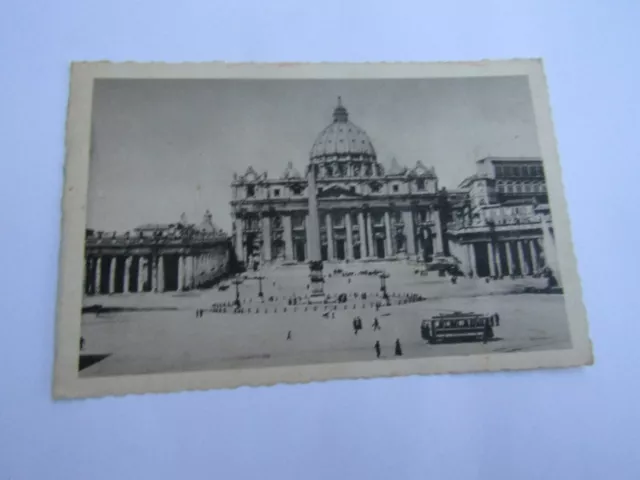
[84,250,228,295]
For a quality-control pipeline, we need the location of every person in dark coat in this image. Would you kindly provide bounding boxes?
[374,341,381,358]
[395,339,403,357]
[372,317,381,331]
[353,318,359,335]
[287,330,292,340]
[80,336,85,351]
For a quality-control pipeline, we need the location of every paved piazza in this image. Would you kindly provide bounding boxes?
[80,261,571,377]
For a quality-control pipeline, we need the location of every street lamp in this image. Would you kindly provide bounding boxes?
[232,277,243,309]
[379,272,389,293]
[257,274,264,299]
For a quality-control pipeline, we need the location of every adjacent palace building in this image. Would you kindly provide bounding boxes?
[230,98,555,278]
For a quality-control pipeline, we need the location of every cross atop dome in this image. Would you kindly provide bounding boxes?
[332,96,349,123]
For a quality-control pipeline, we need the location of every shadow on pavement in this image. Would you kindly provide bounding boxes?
[79,354,111,372]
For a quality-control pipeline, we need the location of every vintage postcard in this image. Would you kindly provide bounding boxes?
[54,60,593,399]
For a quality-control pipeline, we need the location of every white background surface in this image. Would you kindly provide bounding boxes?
[1,1,639,479]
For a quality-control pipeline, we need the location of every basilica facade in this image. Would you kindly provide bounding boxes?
[229,99,555,278]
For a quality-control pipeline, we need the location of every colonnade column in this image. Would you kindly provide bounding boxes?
[108,257,116,294]
[517,240,529,275]
[123,256,132,293]
[157,255,165,293]
[283,215,293,261]
[325,213,334,261]
[177,256,185,291]
[402,210,416,256]
[384,212,393,258]
[358,212,367,257]
[345,213,354,260]
[137,257,146,292]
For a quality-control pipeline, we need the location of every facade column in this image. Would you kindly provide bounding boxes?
[467,244,478,277]
[517,240,529,275]
[495,244,503,277]
[123,256,131,293]
[108,257,116,294]
[529,240,539,273]
[358,212,367,257]
[283,215,294,261]
[433,209,444,254]
[345,213,354,260]
[157,255,165,293]
[262,216,271,262]
[505,241,515,276]
[487,242,496,277]
[234,218,244,265]
[325,213,334,260]
[366,213,375,258]
[384,211,393,258]
[402,210,416,256]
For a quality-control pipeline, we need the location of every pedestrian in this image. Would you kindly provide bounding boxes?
[331,311,335,319]
[395,339,403,357]
[353,318,359,335]
[287,330,292,340]
[80,336,85,351]
[373,317,381,331]
[374,341,381,358]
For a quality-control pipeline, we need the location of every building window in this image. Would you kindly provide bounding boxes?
[497,181,504,193]
[318,187,323,194]
[292,215,305,228]
[325,165,333,177]
[290,184,303,195]
[496,165,504,176]
[541,184,547,192]
[416,179,426,191]
[506,182,514,193]
[371,183,381,193]
[274,188,280,197]
[392,184,399,193]
[515,183,523,193]
[246,185,255,197]
[349,186,356,194]
[524,183,531,193]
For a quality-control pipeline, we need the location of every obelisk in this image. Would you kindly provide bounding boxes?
[306,163,325,301]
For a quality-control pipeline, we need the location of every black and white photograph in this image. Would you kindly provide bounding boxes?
[54,61,592,398]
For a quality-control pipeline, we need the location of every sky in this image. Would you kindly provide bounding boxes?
[87,76,540,233]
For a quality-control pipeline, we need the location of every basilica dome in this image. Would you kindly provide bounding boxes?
[310,98,377,164]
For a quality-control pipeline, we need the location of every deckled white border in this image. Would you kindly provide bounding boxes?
[53,60,593,400]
